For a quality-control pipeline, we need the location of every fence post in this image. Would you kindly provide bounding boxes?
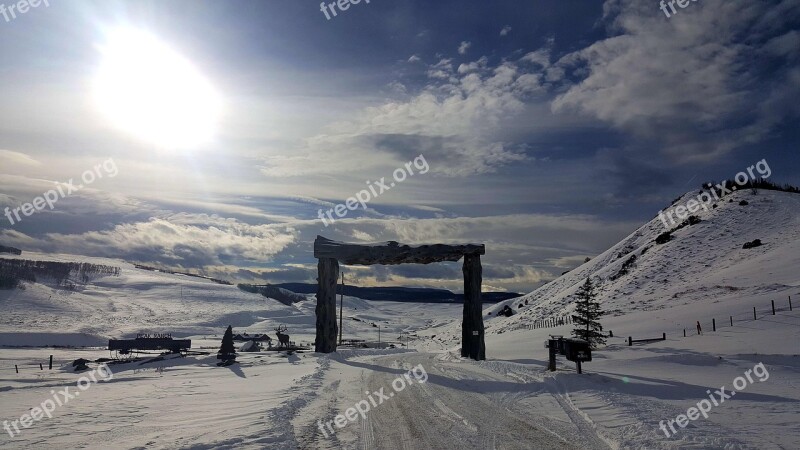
[753,307,757,320]
[49,355,53,370]
[712,318,716,332]
[628,336,632,346]
[683,328,686,337]
[730,316,733,327]
[772,300,776,315]
[790,296,793,311]
[15,365,18,374]
[609,330,613,337]
[39,363,43,370]
[662,332,666,340]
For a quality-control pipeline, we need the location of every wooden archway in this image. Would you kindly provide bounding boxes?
[313,235,486,360]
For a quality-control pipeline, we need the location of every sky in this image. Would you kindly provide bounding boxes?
[0,0,798,293]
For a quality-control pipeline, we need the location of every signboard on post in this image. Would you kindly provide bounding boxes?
[136,333,172,339]
[545,336,591,374]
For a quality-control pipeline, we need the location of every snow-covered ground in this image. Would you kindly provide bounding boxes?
[1,189,799,449]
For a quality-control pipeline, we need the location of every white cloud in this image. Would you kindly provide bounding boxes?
[551,0,800,163]
[457,56,489,74]
[1,214,298,267]
[407,54,422,63]
[500,26,512,37]
[458,41,472,55]
[0,150,41,168]
[521,49,550,68]
[258,50,557,177]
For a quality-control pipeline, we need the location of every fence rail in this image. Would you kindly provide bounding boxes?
[628,333,666,346]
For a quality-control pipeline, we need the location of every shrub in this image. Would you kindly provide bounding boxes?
[655,232,673,245]
[610,254,637,281]
[742,239,763,249]
[739,200,749,206]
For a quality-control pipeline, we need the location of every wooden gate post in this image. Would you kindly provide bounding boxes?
[315,257,339,353]
[461,254,485,360]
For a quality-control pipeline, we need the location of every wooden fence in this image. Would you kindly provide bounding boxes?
[0,355,55,374]
[517,315,573,331]
[626,295,796,344]
[680,295,795,337]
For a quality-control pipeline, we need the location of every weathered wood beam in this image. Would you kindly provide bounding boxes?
[461,254,485,360]
[315,257,339,353]
[313,236,485,266]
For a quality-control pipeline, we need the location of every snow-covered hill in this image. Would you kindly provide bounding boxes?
[425,189,800,343]
[0,253,458,347]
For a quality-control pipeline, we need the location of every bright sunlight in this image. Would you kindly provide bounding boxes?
[93,28,222,149]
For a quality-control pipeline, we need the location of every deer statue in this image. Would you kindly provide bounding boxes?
[275,325,290,349]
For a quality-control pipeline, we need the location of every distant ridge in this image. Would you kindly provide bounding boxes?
[270,283,521,303]
[0,244,22,255]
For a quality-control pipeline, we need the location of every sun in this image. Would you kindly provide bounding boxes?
[93,28,222,149]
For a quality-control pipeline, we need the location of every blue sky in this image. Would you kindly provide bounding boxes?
[1,0,798,293]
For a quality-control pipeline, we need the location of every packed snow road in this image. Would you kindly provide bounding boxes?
[298,352,610,450]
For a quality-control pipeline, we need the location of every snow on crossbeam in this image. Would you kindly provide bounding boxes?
[313,236,485,265]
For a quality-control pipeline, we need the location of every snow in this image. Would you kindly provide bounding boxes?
[1,189,799,448]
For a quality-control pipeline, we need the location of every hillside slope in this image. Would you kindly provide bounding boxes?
[424,189,800,342]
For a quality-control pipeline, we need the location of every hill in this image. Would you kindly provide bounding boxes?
[467,188,800,336]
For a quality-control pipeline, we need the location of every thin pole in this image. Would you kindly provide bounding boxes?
[378,325,381,348]
[790,296,793,311]
[772,300,776,315]
[730,316,733,327]
[49,355,53,370]
[339,271,344,346]
[753,307,757,320]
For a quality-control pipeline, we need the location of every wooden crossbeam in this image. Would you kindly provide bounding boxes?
[313,236,485,265]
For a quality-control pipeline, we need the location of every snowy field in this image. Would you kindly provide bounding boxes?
[1,190,799,449]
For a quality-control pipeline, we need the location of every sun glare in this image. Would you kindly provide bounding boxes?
[93,28,222,149]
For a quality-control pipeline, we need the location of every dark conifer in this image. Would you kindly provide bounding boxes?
[571,278,606,348]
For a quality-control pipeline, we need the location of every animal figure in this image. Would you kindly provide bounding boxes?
[275,325,290,348]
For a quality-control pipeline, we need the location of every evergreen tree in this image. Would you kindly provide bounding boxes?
[571,278,606,348]
[217,325,236,361]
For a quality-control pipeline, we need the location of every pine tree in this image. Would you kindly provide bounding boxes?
[571,278,606,348]
[217,325,236,361]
